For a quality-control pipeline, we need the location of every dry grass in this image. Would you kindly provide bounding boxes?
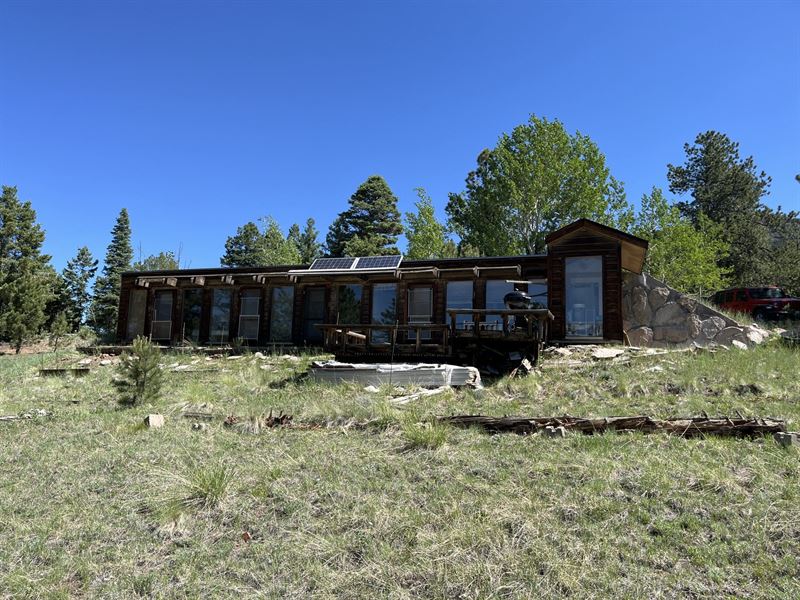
[0,342,798,597]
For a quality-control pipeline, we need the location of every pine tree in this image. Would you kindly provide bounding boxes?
[62,246,98,330]
[133,251,179,271]
[114,336,164,406]
[50,312,70,351]
[90,209,133,338]
[296,218,322,263]
[0,186,53,352]
[221,222,265,267]
[326,176,403,256]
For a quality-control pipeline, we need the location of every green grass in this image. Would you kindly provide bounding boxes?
[0,342,798,597]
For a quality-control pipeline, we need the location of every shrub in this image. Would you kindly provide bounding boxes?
[114,336,164,406]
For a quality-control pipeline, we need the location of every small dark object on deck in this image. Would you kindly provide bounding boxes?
[439,414,786,438]
[39,367,90,377]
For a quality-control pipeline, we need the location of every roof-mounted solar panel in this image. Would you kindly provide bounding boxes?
[354,255,403,270]
[309,257,356,271]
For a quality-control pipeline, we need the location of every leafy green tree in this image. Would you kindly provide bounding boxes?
[221,222,264,267]
[0,186,53,352]
[262,217,301,265]
[447,115,632,256]
[404,188,456,259]
[90,209,133,337]
[62,246,98,330]
[631,188,729,294]
[326,176,403,256]
[296,218,322,263]
[667,131,772,285]
[114,336,164,406]
[133,251,179,271]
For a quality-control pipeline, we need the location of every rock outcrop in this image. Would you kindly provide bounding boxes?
[622,272,769,349]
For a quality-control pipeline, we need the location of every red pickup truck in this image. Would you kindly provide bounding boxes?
[711,287,800,321]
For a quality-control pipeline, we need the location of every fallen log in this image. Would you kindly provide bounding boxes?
[438,414,786,438]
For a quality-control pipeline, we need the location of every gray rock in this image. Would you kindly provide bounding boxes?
[677,296,697,313]
[731,340,748,350]
[648,287,670,311]
[631,286,650,325]
[700,316,726,339]
[715,326,747,347]
[662,325,689,343]
[688,314,703,339]
[653,302,685,327]
[144,414,165,428]
[627,326,654,347]
[774,432,800,448]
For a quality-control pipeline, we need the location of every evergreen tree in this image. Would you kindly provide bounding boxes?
[50,312,70,351]
[90,208,133,337]
[296,218,322,263]
[114,336,164,406]
[62,246,98,330]
[404,188,455,259]
[287,223,302,254]
[326,176,403,256]
[221,222,265,267]
[667,131,772,286]
[0,186,53,352]
[446,115,632,256]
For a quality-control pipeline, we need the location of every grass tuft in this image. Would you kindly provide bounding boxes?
[159,463,236,513]
[400,414,450,450]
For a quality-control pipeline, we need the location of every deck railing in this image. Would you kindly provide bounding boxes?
[316,308,553,356]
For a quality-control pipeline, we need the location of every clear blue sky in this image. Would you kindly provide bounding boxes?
[2,0,798,270]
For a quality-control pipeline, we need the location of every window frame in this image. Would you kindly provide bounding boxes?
[238,288,261,342]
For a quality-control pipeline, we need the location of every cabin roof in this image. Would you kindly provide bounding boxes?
[545,218,649,273]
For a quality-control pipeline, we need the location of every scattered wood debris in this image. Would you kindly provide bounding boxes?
[390,386,449,406]
[224,410,293,434]
[0,408,52,422]
[439,414,786,438]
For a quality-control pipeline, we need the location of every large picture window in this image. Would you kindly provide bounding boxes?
[210,289,233,343]
[127,289,147,340]
[337,284,362,324]
[269,286,294,343]
[370,283,397,344]
[303,287,325,343]
[151,290,173,340]
[445,281,473,330]
[238,289,261,341]
[182,289,203,343]
[408,286,433,340]
[565,256,603,338]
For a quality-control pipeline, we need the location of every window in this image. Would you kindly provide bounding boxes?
[485,280,514,329]
[303,287,325,343]
[446,281,473,330]
[337,284,362,323]
[565,256,603,338]
[528,279,548,308]
[269,286,294,343]
[127,289,147,340]
[371,283,397,344]
[238,289,261,341]
[210,289,233,343]
[408,286,433,340]
[182,289,203,343]
[151,290,173,340]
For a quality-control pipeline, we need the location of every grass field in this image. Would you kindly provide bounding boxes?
[1,342,798,598]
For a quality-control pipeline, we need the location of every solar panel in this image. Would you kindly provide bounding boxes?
[309,257,356,271]
[354,255,403,270]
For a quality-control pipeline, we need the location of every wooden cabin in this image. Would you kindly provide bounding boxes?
[116,219,648,364]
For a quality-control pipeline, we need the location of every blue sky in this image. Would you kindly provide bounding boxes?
[2,0,798,270]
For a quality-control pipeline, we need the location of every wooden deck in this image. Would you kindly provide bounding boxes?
[317,308,554,367]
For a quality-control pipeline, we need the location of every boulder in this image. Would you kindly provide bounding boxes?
[677,296,698,313]
[715,326,747,348]
[627,326,654,347]
[653,302,685,327]
[731,340,748,350]
[631,286,650,325]
[688,315,703,339]
[700,316,726,339]
[662,325,689,343]
[743,325,768,345]
[648,287,670,311]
